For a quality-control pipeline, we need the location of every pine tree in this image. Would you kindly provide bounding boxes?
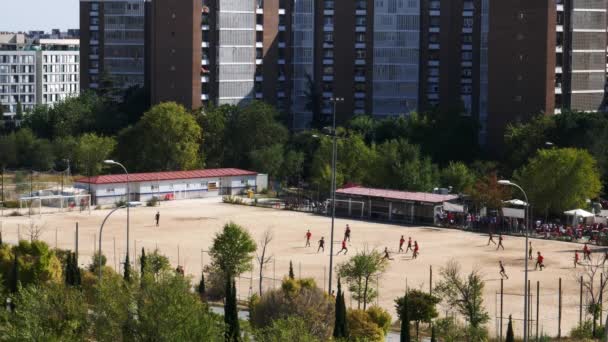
[334,278,347,338]
[400,295,411,342]
[289,260,295,279]
[9,254,18,293]
[140,248,147,277]
[65,253,73,286]
[124,254,131,281]
[506,315,514,342]
[198,272,206,297]
[224,277,240,341]
[430,325,436,342]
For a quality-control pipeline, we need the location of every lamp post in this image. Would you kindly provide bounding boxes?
[98,206,125,280]
[327,96,343,295]
[104,160,130,267]
[498,179,530,341]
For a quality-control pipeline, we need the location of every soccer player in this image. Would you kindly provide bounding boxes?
[382,247,394,260]
[305,230,312,247]
[344,224,351,242]
[496,234,504,250]
[528,242,533,260]
[574,250,580,268]
[317,237,325,253]
[155,211,160,227]
[583,243,592,261]
[535,252,545,271]
[337,239,348,255]
[399,235,405,253]
[499,260,508,279]
[487,232,496,245]
[405,237,413,253]
[413,241,419,259]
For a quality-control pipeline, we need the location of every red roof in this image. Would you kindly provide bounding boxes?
[336,186,458,204]
[75,168,258,185]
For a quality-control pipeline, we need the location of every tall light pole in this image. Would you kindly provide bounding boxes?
[498,179,530,341]
[98,205,125,280]
[328,96,343,295]
[104,160,130,267]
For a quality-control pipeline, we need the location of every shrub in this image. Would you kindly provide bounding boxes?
[253,316,319,342]
[146,197,159,207]
[1,200,19,209]
[366,305,392,334]
[570,320,594,340]
[115,199,127,208]
[346,309,384,342]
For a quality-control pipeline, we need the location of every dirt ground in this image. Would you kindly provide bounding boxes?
[0,198,601,338]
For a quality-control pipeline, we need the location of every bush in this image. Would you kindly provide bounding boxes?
[146,197,159,207]
[115,199,127,208]
[1,200,19,209]
[251,278,334,340]
[366,305,391,334]
[570,320,594,340]
[202,265,226,300]
[346,309,384,342]
[253,316,319,342]
[222,196,245,205]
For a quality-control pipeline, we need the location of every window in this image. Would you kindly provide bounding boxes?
[201,181,208,187]
[461,51,473,61]
[151,185,159,191]
[106,188,115,193]
[462,68,472,77]
[324,33,333,42]
[463,18,473,28]
[208,182,218,191]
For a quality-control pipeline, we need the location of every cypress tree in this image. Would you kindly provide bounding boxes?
[0,230,3,245]
[334,278,347,338]
[140,248,147,277]
[400,295,411,342]
[289,260,295,279]
[224,277,240,341]
[9,254,18,293]
[506,315,514,342]
[65,253,73,286]
[124,255,131,281]
[430,325,436,342]
[198,272,206,297]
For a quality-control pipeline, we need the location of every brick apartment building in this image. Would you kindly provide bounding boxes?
[79,0,608,149]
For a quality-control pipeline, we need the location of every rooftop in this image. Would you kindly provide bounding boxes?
[75,168,258,185]
[336,186,458,204]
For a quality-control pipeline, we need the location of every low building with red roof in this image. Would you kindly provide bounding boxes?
[335,185,459,225]
[74,168,267,205]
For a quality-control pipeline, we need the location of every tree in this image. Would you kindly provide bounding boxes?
[338,248,388,310]
[250,144,285,180]
[346,309,385,341]
[515,148,602,215]
[253,316,320,342]
[15,100,23,121]
[348,115,377,144]
[334,278,348,338]
[506,315,514,342]
[440,161,476,193]
[74,133,116,176]
[398,295,410,342]
[140,247,147,278]
[431,325,437,342]
[289,260,295,280]
[197,273,206,298]
[0,133,17,168]
[116,102,202,172]
[0,240,63,288]
[504,114,556,172]
[196,105,233,168]
[577,253,608,337]
[224,278,240,341]
[469,172,511,210]
[9,254,18,293]
[366,305,391,335]
[395,290,440,339]
[123,255,130,281]
[250,278,335,340]
[142,248,172,278]
[281,150,305,186]
[210,222,257,280]
[434,260,489,329]
[256,229,273,296]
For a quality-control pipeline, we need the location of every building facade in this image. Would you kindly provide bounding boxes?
[79,0,608,149]
[0,37,79,117]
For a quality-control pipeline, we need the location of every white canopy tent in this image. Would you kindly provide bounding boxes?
[503,199,528,206]
[564,208,595,226]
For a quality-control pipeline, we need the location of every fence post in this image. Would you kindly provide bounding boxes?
[601,273,604,326]
[324,266,327,293]
[528,279,532,341]
[536,281,540,341]
[299,262,301,279]
[500,278,504,342]
[75,222,79,259]
[113,236,117,271]
[580,275,583,326]
[558,277,562,339]
[429,265,433,295]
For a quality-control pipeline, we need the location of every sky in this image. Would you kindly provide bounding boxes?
[0,0,79,32]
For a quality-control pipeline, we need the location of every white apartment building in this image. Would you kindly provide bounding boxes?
[0,38,79,117]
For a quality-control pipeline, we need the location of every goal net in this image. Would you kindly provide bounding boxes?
[17,194,91,216]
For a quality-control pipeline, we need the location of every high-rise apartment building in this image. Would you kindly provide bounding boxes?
[0,36,80,117]
[79,0,608,149]
[80,0,146,90]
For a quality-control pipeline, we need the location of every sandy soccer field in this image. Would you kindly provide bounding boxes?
[0,198,602,338]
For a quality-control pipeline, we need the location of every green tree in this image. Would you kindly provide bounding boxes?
[224,278,239,341]
[434,260,489,329]
[506,315,514,342]
[197,273,206,298]
[142,248,172,278]
[289,260,295,280]
[15,100,23,121]
[431,325,437,342]
[140,248,147,278]
[282,150,305,185]
[31,138,55,170]
[250,144,285,179]
[0,240,63,288]
[196,105,234,168]
[0,133,17,168]
[123,255,130,281]
[515,148,602,215]
[74,133,116,176]
[338,248,388,310]
[2,283,89,340]
[346,309,385,341]
[470,172,511,210]
[395,289,440,339]
[334,278,348,338]
[504,114,556,172]
[370,139,439,191]
[440,161,476,193]
[398,295,410,342]
[349,115,377,144]
[366,305,392,335]
[117,102,202,172]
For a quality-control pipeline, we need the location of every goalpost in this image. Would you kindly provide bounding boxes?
[19,194,91,216]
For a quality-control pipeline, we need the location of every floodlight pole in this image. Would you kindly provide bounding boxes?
[98,206,125,280]
[328,97,343,295]
[499,180,530,342]
[105,160,130,266]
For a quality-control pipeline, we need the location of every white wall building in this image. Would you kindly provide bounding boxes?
[0,38,79,117]
[74,168,268,205]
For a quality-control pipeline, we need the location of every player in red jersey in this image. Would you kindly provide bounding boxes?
[574,250,580,268]
[305,229,312,247]
[496,234,505,250]
[413,241,420,259]
[405,237,413,253]
[399,235,405,253]
[336,239,348,255]
[535,252,545,271]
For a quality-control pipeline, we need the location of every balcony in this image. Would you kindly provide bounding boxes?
[461,44,472,51]
[279,8,286,15]
[324,9,334,15]
[202,42,209,48]
[255,75,263,82]
[557,25,563,32]
[256,7,263,14]
[278,91,286,98]
[557,4,564,11]
[430,10,440,16]
[89,54,99,60]
[202,25,210,30]
[89,69,99,74]
[429,43,440,50]
[355,75,365,82]
[279,59,286,64]
[256,42,263,48]
[322,107,332,115]
[201,94,209,100]
[201,59,209,65]
[90,26,99,31]
[355,43,365,49]
[429,27,440,33]
[256,24,264,31]
[428,60,439,66]
[555,87,562,94]
[355,59,365,65]
[90,11,98,17]
[91,40,99,45]
[201,76,210,82]
[278,42,286,48]
[322,91,333,98]
[324,25,334,32]
[256,59,263,65]
[323,59,334,65]
[355,9,366,15]
[279,25,286,31]
[556,45,563,53]
[356,26,366,32]
[323,75,334,81]
[354,109,365,115]
[427,93,439,100]
[462,11,473,17]
[427,77,439,83]
[279,75,286,81]
[354,92,366,99]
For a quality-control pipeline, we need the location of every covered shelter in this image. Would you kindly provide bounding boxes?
[334,186,459,225]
